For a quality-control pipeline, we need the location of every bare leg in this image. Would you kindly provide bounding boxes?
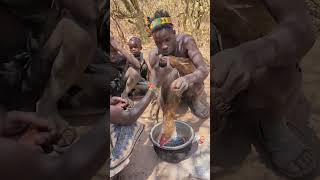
[37,17,96,131]
[121,67,140,99]
[184,83,210,119]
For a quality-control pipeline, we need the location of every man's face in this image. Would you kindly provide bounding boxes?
[128,40,142,56]
[152,28,176,55]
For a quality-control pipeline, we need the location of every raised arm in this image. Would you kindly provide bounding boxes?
[184,37,209,84]
[110,36,141,69]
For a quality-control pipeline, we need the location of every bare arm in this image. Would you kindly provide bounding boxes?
[111,91,156,125]
[0,116,106,180]
[148,49,159,69]
[110,36,141,69]
[184,38,209,84]
[119,50,141,70]
[237,0,315,68]
[110,57,170,125]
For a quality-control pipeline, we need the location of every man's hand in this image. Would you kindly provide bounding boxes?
[150,57,171,86]
[110,96,127,105]
[110,96,128,109]
[170,77,189,97]
[212,47,256,103]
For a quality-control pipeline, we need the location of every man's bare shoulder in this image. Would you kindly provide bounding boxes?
[177,33,196,45]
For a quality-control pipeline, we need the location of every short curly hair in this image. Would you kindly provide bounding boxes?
[128,37,142,47]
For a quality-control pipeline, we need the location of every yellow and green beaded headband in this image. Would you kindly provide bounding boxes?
[149,17,173,32]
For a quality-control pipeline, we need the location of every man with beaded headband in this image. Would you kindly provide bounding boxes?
[148,10,210,120]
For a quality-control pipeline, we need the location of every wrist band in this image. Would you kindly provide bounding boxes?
[148,82,160,94]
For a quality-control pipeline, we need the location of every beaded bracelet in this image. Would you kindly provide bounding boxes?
[148,82,160,95]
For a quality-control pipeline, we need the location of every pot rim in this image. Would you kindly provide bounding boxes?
[149,120,195,150]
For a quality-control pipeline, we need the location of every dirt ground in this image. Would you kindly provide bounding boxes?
[113,77,210,180]
[213,37,320,180]
[94,36,320,180]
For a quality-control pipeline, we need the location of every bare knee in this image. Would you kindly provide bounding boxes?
[51,18,96,78]
[127,67,140,82]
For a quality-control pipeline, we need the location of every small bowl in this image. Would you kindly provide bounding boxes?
[149,120,195,163]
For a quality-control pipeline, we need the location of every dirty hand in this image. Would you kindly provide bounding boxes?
[170,77,189,97]
[110,96,128,105]
[159,55,172,67]
[212,47,256,103]
[150,58,171,86]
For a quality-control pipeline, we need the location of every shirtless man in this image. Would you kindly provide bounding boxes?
[148,10,210,119]
[213,0,316,178]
